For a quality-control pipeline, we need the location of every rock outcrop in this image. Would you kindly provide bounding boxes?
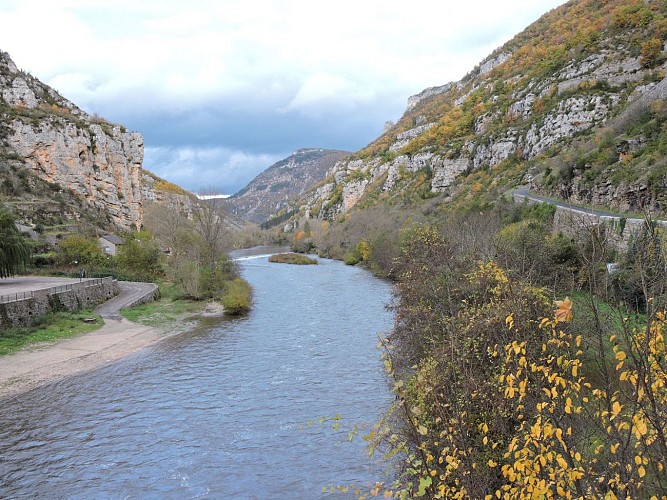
[141,170,198,220]
[0,51,143,230]
[293,1,667,221]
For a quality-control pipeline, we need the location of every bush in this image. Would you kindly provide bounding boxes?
[56,234,105,266]
[219,278,252,316]
[115,231,164,281]
[343,250,361,265]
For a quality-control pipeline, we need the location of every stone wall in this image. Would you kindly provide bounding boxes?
[514,192,667,252]
[122,283,160,309]
[0,278,119,329]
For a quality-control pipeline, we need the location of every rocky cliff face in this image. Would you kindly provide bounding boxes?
[295,0,667,220]
[224,148,349,223]
[0,51,143,230]
[141,170,198,220]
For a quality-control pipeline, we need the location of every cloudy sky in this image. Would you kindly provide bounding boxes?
[0,0,566,194]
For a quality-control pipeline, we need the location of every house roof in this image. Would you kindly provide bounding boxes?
[101,234,125,245]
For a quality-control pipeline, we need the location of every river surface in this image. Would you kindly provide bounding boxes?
[0,247,394,499]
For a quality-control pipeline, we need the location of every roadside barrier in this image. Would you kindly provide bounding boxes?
[0,277,113,304]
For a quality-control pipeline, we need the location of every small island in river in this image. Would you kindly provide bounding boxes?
[268,253,318,265]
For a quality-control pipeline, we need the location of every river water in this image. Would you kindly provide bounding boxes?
[0,248,394,499]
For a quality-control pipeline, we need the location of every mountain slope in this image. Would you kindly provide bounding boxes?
[293,0,667,220]
[224,148,349,223]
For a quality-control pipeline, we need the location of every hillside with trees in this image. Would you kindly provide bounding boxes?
[262,1,667,497]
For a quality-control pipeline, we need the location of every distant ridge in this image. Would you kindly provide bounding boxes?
[224,148,349,224]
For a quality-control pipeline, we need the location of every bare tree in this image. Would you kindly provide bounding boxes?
[192,196,227,267]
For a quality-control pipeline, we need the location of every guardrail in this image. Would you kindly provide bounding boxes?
[0,290,34,303]
[47,278,108,295]
[0,277,112,304]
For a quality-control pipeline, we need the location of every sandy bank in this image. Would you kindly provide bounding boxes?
[0,317,165,401]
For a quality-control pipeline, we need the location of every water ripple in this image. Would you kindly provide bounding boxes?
[0,250,394,499]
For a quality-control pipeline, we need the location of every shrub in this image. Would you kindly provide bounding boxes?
[56,234,105,266]
[343,250,361,266]
[219,278,252,316]
[640,38,665,68]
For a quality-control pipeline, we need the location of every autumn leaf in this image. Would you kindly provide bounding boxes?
[554,297,573,323]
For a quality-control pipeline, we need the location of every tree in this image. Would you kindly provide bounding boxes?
[115,230,164,281]
[144,198,238,299]
[192,198,227,267]
[0,206,31,278]
[56,234,104,266]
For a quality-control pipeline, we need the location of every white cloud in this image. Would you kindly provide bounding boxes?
[0,0,568,189]
[283,73,376,117]
[144,146,284,194]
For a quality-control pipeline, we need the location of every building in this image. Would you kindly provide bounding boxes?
[99,234,125,256]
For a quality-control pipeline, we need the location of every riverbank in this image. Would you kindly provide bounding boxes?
[0,317,164,401]
[0,279,219,401]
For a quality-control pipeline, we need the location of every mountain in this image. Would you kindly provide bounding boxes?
[0,51,144,230]
[291,0,667,221]
[0,50,233,239]
[224,148,349,224]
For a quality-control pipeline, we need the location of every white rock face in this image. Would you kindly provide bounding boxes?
[1,51,145,230]
[524,95,619,156]
[406,83,452,111]
[6,118,144,229]
[389,123,434,152]
[431,158,470,192]
[478,52,511,75]
[1,77,39,108]
[342,179,369,212]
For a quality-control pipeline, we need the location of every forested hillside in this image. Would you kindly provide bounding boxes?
[276,1,667,497]
[290,0,667,224]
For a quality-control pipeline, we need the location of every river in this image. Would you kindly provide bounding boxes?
[0,248,394,499]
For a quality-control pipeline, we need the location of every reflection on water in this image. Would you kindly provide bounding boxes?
[0,248,394,498]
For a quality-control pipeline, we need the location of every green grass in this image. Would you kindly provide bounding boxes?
[0,309,102,355]
[268,253,318,265]
[120,282,203,327]
[569,290,647,389]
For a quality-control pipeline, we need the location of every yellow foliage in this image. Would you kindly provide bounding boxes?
[154,179,188,195]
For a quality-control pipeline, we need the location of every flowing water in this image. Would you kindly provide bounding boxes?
[0,248,394,499]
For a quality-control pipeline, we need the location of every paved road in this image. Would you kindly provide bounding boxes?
[0,276,96,297]
[0,277,156,318]
[512,187,624,218]
[94,281,157,319]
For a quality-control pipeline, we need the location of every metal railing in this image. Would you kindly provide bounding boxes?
[0,277,112,303]
[0,290,34,304]
[47,278,108,296]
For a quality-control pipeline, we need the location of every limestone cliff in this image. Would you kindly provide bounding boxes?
[0,51,143,230]
[294,0,667,220]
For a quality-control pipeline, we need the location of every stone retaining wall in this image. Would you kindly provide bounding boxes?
[123,283,160,309]
[514,192,667,252]
[0,278,119,329]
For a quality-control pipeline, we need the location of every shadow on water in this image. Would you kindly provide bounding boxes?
[0,248,395,499]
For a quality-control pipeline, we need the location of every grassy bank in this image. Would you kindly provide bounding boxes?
[0,309,102,355]
[120,282,205,327]
[121,278,254,325]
